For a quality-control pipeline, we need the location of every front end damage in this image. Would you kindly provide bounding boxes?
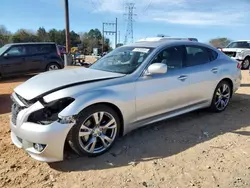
[10,92,76,162]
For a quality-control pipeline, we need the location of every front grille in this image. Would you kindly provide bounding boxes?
[11,98,26,125]
[223,51,236,57]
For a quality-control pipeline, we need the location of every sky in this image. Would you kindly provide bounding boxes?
[0,0,250,47]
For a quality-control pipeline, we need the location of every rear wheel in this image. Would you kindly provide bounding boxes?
[67,105,120,157]
[241,57,250,70]
[46,63,60,71]
[209,81,231,112]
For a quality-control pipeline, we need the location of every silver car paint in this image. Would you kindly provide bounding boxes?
[10,40,241,162]
[14,68,125,100]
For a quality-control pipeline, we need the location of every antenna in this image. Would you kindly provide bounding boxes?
[124,2,136,44]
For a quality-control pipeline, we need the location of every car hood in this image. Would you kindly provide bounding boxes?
[222,48,250,52]
[14,68,125,100]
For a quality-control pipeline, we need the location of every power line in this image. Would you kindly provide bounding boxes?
[143,0,152,13]
[124,3,136,44]
[102,18,118,53]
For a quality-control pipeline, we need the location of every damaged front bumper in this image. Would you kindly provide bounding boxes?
[11,121,74,162]
[10,95,75,162]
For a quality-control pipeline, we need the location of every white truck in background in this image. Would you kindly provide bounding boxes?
[221,40,250,70]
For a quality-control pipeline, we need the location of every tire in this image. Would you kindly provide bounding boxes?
[209,80,232,113]
[46,63,60,71]
[241,57,250,70]
[67,104,121,157]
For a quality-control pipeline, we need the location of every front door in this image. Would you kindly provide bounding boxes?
[135,45,192,121]
[2,45,28,75]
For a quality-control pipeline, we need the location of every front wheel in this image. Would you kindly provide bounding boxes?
[209,81,231,112]
[67,105,120,157]
[241,57,250,70]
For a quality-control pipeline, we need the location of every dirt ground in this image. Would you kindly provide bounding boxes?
[0,70,250,188]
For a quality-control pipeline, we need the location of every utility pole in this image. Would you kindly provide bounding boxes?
[115,18,118,48]
[102,23,104,54]
[118,31,120,44]
[64,0,70,53]
[102,18,118,53]
[124,3,136,44]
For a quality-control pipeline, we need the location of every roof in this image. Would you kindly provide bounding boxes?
[124,40,208,49]
[8,42,56,46]
[137,37,198,42]
[234,40,250,42]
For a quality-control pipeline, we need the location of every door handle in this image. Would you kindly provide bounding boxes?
[211,67,218,73]
[178,75,188,81]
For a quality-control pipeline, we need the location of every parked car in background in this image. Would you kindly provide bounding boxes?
[10,40,241,162]
[221,40,250,69]
[0,42,64,79]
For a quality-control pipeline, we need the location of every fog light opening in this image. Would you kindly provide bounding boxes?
[33,143,46,152]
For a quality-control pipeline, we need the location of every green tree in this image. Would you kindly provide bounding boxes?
[79,29,112,54]
[37,27,48,42]
[0,25,12,46]
[12,29,38,43]
[70,31,81,47]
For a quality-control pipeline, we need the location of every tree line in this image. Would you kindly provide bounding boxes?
[0,25,112,54]
[0,24,233,54]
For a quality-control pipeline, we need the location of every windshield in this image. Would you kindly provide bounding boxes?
[89,46,154,74]
[0,44,10,56]
[226,41,250,49]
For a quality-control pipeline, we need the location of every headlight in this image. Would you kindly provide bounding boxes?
[28,97,75,125]
[237,51,244,57]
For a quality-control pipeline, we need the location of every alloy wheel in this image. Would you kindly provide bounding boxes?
[48,65,59,71]
[215,83,230,111]
[242,59,250,69]
[78,111,117,154]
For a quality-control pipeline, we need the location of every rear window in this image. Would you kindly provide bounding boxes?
[28,44,56,55]
[207,48,218,61]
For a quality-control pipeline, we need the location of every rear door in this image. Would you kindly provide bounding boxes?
[182,45,219,104]
[25,44,47,71]
[1,45,28,75]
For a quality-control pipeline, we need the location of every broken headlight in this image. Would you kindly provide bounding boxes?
[28,97,75,125]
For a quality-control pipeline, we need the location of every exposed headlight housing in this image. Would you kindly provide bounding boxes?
[58,115,76,124]
[28,97,75,125]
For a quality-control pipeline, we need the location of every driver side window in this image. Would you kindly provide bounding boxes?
[151,46,184,70]
[7,46,27,56]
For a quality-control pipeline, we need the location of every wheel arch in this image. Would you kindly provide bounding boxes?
[219,78,234,97]
[76,102,125,137]
[46,62,62,70]
[244,55,250,60]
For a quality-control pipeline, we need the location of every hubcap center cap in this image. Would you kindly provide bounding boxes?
[93,128,102,136]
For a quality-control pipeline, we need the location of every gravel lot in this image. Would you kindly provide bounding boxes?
[0,70,250,188]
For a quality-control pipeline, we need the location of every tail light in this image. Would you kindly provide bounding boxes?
[237,62,241,69]
[56,45,61,56]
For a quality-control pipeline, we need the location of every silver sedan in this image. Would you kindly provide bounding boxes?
[10,39,242,162]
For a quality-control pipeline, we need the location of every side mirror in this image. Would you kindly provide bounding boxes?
[3,53,9,58]
[145,63,168,76]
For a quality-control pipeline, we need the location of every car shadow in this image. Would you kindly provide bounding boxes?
[0,94,12,115]
[49,92,250,172]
